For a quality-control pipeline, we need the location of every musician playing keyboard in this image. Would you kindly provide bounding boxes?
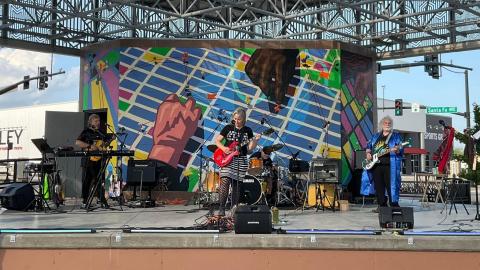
[214,107,261,216]
[362,116,404,212]
[75,114,109,209]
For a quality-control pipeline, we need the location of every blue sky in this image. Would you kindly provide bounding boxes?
[378,50,480,135]
[0,47,478,141]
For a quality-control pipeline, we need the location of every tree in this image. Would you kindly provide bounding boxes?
[454,103,480,183]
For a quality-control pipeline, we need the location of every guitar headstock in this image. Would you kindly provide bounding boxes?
[263,128,275,136]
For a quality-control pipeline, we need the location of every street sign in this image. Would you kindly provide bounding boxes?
[427,107,457,113]
[411,103,420,113]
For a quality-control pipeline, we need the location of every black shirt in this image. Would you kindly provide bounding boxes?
[373,133,390,165]
[77,128,104,146]
[250,151,273,167]
[220,124,254,156]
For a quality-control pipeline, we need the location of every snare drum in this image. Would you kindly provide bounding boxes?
[248,158,263,176]
[241,175,262,205]
[204,171,220,192]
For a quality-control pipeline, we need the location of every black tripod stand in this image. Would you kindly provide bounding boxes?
[106,125,128,210]
[29,138,56,212]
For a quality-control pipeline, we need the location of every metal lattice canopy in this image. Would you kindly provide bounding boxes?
[1,0,480,59]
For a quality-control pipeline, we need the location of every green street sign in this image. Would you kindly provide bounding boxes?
[427,107,458,114]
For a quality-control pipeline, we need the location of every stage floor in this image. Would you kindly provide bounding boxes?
[0,197,479,232]
[1,197,480,252]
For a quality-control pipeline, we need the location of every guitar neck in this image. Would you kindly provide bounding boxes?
[374,142,408,158]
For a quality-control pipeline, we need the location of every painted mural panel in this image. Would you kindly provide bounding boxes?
[82,46,345,191]
[340,50,375,186]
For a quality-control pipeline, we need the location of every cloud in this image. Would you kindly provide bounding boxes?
[0,48,79,109]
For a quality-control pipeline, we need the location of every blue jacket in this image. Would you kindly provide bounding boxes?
[360,131,404,202]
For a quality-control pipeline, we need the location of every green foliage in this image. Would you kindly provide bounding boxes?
[455,103,480,182]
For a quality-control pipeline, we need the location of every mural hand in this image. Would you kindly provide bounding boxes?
[148,94,202,168]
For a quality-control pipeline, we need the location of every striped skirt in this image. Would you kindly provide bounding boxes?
[220,156,248,182]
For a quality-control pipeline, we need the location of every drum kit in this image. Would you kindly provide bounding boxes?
[202,143,315,207]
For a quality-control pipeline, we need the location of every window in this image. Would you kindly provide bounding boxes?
[411,154,420,173]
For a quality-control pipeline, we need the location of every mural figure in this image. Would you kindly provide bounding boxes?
[148,94,202,168]
[245,49,300,113]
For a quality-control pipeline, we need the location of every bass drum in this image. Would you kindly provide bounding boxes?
[241,175,263,205]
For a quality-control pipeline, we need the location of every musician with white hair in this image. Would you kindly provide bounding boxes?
[361,116,404,212]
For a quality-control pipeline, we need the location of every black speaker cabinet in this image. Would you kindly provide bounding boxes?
[234,205,272,234]
[127,159,157,186]
[0,183,35,211]
[379,207,414,229]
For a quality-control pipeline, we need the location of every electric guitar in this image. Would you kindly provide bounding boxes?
[89,134,115,161]
[362,141,410,170]
[89,139,107,162]
[214,128,274,167]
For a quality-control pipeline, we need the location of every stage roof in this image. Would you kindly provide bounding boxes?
[1,0,480,59]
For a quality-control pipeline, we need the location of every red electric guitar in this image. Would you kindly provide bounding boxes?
[214,128,274,167]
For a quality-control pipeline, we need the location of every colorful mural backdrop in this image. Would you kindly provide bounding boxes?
[340,50,375,185]
[82,45,373,191]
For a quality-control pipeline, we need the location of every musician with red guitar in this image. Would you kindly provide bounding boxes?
[75,114,109,209]
[214,107,261,216]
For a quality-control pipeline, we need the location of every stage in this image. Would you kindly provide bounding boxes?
[1,197,480,269]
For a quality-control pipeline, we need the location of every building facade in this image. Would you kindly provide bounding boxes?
[377,99,452,175]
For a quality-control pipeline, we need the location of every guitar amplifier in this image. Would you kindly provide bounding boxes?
[234,205,272,234]
[127,159,158,186]
[310,158,339,183]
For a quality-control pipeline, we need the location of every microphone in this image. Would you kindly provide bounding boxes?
[231,120,235,125]
[322,121,330,129]
[260,118,266,125]
[292,150,300,159]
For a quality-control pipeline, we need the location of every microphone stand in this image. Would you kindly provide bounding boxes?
[235,125,242,212]
[190,116,226,212]
[105,124,127,210]
[261,118,296,158]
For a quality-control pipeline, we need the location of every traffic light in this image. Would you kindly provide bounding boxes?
[38,66,49,90]
[23,75,29,90]
[394,99,403,116]
[424,54,440,79]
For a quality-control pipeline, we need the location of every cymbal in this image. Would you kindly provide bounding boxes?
[262,144,283,153]
[207,144,218,152]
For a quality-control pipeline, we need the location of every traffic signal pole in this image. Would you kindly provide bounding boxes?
[379,61,472,129]
[0,70,65,96]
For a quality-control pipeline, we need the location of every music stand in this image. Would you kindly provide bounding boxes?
[30,138,54,211]
[31,138,54,155]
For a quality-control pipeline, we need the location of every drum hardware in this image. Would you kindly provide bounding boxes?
[204,171,220,193]
[240,175,265,205]
[262,144,283,154]
[207,144,218,153]
[247,158,263,176]
[289,159,310,173]
[275,167,296,206]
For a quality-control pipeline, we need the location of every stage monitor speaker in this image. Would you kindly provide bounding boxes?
[127,159,157,186]
[0,183,35,211]
[379,207,414,229]
[234,205,272,234]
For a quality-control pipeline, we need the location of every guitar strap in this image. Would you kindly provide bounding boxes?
[385,131,393,146]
